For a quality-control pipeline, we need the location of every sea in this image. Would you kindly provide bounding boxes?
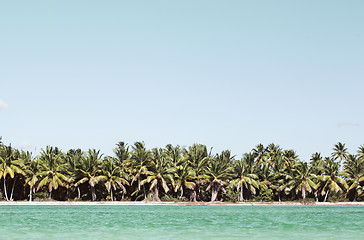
[0,205,363,239]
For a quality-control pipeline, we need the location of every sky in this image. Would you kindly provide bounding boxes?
[1,1,363,161]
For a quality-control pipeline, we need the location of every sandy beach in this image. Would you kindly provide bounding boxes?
[0,201,363,206]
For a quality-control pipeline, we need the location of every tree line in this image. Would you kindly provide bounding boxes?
[0,138,363,202]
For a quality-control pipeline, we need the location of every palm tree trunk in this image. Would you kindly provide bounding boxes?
[143,185,147,201]
[153,185,160,202]
[314,191,318,202]
[91,186,96,201]
[324,190,329,202]
[211,184,220,202]
[10,178,16,201]
[239,186,244,202]
[302,187,306,200]
[190,190,197,202]
[29,187,33,202]
[49,189,52,200]
[110,188,114,201]
[77,187,81,199]
[180,187,184,199]
[3,177,9,201]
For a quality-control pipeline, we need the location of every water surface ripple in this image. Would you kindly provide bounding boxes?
[1,205,363,240]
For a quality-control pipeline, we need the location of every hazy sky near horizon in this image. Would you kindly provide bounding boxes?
[1,1,363,160]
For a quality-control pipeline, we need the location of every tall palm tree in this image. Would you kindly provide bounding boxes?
[317,157,348,202]
[331,142,348,168]
[75,149,106,201]
[102,157,129,201]
[141,148,174,201]
[37,146,68,199]
[205,150,234,202]
[0,145,26,201]
[231,153,259,201]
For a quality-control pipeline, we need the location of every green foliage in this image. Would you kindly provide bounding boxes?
[255,188,274,202]
[221,188,239,203]
[0,139,362,203]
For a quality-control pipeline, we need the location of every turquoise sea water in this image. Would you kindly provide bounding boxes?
[0,205,363,240]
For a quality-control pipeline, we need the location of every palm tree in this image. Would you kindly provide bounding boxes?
[310,152,324,174]
[22,151,38,202]
[205,150,234,202]
[252,144,267,168]
[265,143,284,172]
[270,154,290,201]
[164,144,184,168]
[75,149,106,201]
[317,157,348,202]
[286,162,317,200]
[184,144,210,201]
[129,142,152,199]
[342,154,364,201]
[140,148,174,201]
[37,146,68,199]
[65,149,84,199]
[231,153,259,201]
[331,142,348,169]
[310,152,325,201]
[113,142,130,168]
[282,150,299,168]
[102,157,129,201]
[0,144,26,201]
[172,161,195,200]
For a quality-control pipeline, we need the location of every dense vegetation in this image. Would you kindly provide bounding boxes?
[0,138,363,202]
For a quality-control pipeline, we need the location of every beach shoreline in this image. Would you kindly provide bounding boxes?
[0,201,363,206]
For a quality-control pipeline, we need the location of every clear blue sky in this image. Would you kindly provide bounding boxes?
[1,1,363,161]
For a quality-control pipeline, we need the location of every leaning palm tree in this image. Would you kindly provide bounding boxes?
[37,146,68,199]
[0,145,26,201]
[75,149,106,201]
[140,148,174,201]
[317,157,348,202]
[102,157,129,201]
[231,153,260,201]
[205,150,234,202]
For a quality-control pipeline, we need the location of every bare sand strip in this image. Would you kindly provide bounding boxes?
[0,201,363,206]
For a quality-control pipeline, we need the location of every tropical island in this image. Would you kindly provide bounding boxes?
[0,138,363,204]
